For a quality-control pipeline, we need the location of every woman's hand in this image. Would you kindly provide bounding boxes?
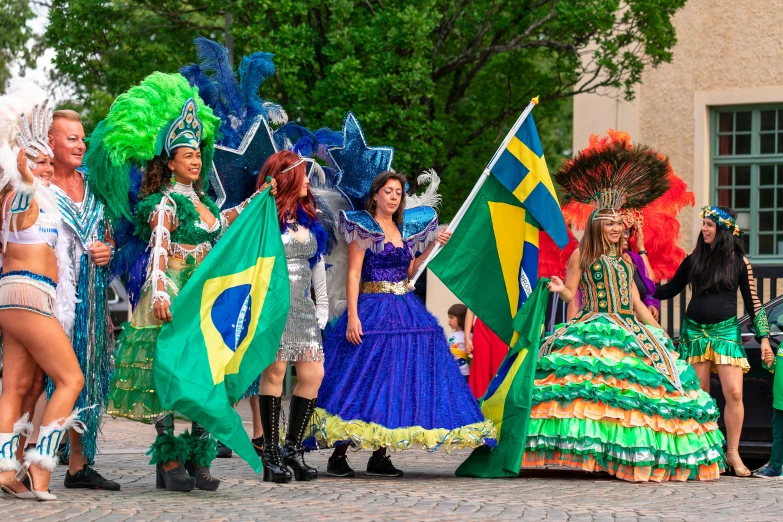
[259,177,278,196]
[548,276,565,293]
[635,223,645,251]
[648,305,659,322]
[761,338,775,366]
[90,241,113,267]
[465,338,473,356]
[153,300,172,323]
[435,229,452,246]
[346,315,363,345]
[17,148,35,185]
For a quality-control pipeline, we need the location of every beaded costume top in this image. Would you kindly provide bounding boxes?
[579,254,634,315]
[540,253,683,391]
[135,191,224,248]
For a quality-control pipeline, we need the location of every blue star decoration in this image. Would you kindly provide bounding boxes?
[327,112,394,209]
[208,116,278,209]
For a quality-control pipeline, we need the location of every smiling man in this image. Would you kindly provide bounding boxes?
[47,110,120,491]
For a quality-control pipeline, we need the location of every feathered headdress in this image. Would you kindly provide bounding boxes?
[85,72,221,221]
[555,133,671,217]
[180,37,287,149]
[0,78,54,191]
[545,130,694,280]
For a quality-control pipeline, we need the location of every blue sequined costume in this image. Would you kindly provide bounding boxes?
[312,210,496,451]
[47,170,113,463]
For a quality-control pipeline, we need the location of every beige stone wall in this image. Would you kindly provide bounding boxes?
[573,0,783,248]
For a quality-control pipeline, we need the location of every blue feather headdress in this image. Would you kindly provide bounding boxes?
[180,37,288,148]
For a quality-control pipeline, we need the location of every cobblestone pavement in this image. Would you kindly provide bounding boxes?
[2,400,782,521]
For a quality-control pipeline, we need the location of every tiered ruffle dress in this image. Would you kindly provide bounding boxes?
[522,254,726,482]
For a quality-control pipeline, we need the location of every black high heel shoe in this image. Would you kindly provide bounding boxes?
[258,395,292,483]
[282,395,318,481]
[183,422,220,491]
[150,414,195,492]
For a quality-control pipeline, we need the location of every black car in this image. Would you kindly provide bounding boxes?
[699,295,783,461]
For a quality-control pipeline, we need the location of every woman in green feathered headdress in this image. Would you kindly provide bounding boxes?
[87,72,266,493]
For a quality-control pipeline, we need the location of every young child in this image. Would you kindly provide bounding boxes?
[447,304,469,380]
[756,341,783,478]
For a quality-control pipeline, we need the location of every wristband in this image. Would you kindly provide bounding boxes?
[638,250,648,256]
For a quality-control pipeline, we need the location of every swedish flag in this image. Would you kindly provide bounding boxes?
[153,189,289,472]
[490,113,569,248]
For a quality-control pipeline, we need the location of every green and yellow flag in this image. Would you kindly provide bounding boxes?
[153,188,289,472]
[455,278,550,478]
[429,174,541,346]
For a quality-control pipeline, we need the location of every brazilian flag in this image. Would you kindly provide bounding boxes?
[456,278,550,477]
[153,188,289,472]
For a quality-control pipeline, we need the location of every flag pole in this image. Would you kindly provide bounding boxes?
[408,96,540,289]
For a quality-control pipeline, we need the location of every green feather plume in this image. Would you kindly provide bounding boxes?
[85,72,221,221]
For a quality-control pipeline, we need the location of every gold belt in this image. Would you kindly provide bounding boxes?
[360,280,411,295]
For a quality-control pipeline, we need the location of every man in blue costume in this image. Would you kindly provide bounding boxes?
[48,110,120,491]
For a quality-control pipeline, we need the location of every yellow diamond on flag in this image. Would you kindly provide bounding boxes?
[200,256,277,385]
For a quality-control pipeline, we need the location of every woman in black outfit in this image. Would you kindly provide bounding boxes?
[655,205,773,477]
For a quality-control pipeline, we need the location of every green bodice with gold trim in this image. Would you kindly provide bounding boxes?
[579,255,634,315]
[541,253,684,391]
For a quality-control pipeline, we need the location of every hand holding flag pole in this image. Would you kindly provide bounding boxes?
[408,96,541,289]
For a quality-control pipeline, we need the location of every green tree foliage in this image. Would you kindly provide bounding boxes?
[0,0,39,90]
[42,0,685,218]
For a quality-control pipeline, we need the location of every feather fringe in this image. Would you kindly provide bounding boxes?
[406,169,442,209]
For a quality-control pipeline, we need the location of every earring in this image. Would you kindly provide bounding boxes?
[170,170,176,185]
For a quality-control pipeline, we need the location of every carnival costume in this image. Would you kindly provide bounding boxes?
[300,113,495,459]
[539,129,695,284]
[87,72,251,492]
[524,139,725,482]
[0,79,86,500]
[654,207,770,373]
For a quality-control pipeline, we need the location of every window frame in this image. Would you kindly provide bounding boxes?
[710,105,783,264]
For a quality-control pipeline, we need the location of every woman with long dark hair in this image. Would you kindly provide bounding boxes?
[249,151,328,484]
[655,205,772,477]
[315,170,495,478]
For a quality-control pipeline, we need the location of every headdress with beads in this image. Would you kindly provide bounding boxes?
[555,139,671,221]
[84,72,220,221]
[0,78,54,190]
[700,206,741,236]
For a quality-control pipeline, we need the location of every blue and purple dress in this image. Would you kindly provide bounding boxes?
[312,209,496,452]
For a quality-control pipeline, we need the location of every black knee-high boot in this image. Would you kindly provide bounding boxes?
[149,414,195,492]
[183,422,221,491]
[258,395,292,483]
[282,396,318,481]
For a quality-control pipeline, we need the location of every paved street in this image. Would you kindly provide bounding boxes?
[2,399,782,521]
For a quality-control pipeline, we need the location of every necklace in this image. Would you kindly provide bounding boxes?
[285,212,299,232]
[54,172,82,191]
[169,181,200,207]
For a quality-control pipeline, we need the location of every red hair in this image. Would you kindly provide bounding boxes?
[257,151,317,230]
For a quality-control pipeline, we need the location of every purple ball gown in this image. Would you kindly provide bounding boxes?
[312,210,496,452]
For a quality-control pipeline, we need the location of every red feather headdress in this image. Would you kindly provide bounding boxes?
[540,129,694,281]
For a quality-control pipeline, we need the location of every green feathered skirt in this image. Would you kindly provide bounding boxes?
[107,257,198,423]
[678,316,748,373]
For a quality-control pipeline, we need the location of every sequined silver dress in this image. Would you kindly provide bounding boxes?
[278,229,324,362]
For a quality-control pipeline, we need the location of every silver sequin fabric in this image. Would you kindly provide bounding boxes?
[278,229,324,362]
